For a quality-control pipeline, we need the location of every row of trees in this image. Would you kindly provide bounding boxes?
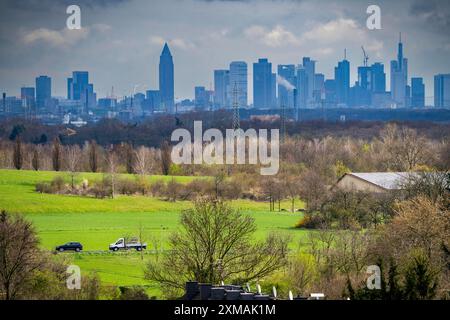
[4,138,166,176]
[2,124,449,179]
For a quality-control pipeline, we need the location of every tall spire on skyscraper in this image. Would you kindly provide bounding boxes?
[398,32,403,70]
[161,42,172,57]
[159,42,174,113]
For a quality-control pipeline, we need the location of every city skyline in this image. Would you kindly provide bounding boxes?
[3,36,450,115]
[1,0,450,103]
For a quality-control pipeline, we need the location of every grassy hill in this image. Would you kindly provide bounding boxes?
[0,169,307,298]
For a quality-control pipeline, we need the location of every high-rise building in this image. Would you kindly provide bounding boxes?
[296,66,308,109]
[68,71,88,100]
[146,90,161,112]
[334,59,350,106]
[411,77,425,108]
[253,58,275,109]
[271,73,277,107]
[371,63,386,93]
[313,73,325,105]
[390,34,408,108]
[229,61,247,108]
[358,66,371,91]
[195,86,208,109]
[434,74,450,108]
[35,76,51,110]
[324,79,336,105]
[277,64,296,109]
[21,87,35,116]
[159,43,175,113]
[214,70,229,109]
[67,71,96,112]
[302,57,315,107]
[21,87,35,105]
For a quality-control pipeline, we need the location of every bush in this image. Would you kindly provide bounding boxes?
[117,178,139,195]
[50,176,66,193]
[118,286,149,300]
[295,214,326,229]
[35,182,52,194]
[150,180,165,197]
[35,176,67,194]
[90,177,112,198]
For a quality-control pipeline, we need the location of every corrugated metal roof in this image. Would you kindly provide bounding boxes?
[348,172,416,190]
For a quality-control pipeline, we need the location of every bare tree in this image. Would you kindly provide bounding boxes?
[160,140,172,176]
[12,137,23,170]
[299,169,329,212]
[134,146,153,176]
[105,147,118,199]
[283,174,302,212]
[145,198,290,297]
[88,140,99,173]
[381,124,428,171]
[52,137,62,172]
[66,145,81,190]
[31,145,40,171]
[287,253,317,295]
[0,211,41,300]
[124,143,134,174]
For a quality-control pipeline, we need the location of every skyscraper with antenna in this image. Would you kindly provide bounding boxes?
[390,32,408,108]
[159,43,174,113]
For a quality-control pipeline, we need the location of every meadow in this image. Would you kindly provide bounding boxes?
[0,169,307,297]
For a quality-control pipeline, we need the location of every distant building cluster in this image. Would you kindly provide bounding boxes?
[1,35,450,125]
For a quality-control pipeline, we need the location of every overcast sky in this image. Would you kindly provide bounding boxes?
[1,0,449,103]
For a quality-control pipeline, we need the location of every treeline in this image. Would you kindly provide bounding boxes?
[1,123,449,176]
[1,112,450,149]
[36,174,243,201]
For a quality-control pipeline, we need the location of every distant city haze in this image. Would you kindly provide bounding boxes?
[1,0,450,105]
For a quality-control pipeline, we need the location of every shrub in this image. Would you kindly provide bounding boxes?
[117,178,139,195]
[150,180,165,197]
[35,182,52,194]
[90,177,112,198]
[295,214,326,229]
[118,286,149,300]
[50,176,66,193]
[35,176,67,194]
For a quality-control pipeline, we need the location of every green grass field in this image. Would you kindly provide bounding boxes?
[0,169,308,297]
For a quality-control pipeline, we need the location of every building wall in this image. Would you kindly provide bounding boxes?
[336,175,386,193]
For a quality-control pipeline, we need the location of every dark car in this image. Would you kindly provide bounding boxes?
[56,242,83,252]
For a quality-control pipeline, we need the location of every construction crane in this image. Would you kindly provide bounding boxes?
[361,46,369,67]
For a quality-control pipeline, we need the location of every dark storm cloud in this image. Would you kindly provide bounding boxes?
[1,0,132,11]
[0,0,449,101]
[410,0,450,32]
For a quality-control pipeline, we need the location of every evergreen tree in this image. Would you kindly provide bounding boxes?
[13,137,23,170]
[88,140,98,173]
[31,147,40,171]
[52,137,62,172]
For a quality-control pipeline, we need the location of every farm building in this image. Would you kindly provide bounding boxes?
[335,172,415,193]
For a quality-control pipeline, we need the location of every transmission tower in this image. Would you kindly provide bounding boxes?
[232,82,240,130]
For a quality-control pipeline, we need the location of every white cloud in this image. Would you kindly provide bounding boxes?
[244,25,301,47]
[22,27,90,48]
[92,23,112,33]
[150,36,196,50]
[311,47,334,56]
[302,18,363,43]
[150,36,165,46]
[302,19,384,58]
